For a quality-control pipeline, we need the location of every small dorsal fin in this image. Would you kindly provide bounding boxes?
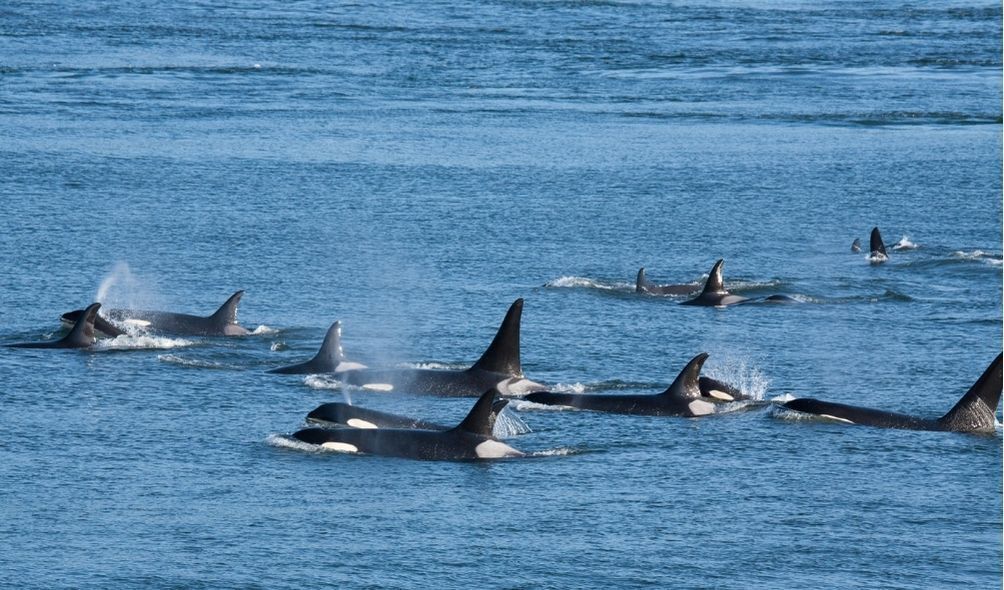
[938,353,1003,433]
[311,321,347,369]
[636,268,651,292]
[470,299,523,376]
[660,353,709,399]
[700,260,726,295]
[62,303,100,347]
[454,388,502,436]
[210,291,244,325]
[870,227,887,257]
[851,238,862,253]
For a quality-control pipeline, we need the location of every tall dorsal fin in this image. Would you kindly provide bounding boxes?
[62,303,100,347]
[453,388,503,436]
[660,353,709,399]
[938,353,1003,433]
[311,321,347,369]
[870,227,887,257]
[209,291,244,325]
[470,299,523,376]
[700,260,726,295]
[636,268,652,292]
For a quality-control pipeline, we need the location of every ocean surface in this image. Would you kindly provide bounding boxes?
[1,1,1001,588]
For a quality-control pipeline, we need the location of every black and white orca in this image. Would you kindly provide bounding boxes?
[524,353,718,416]
[681,260,749,307]
[699,375,750,402]
[333,299,546,397]
[268,321,367,374]
[869,227,888,263]
[8,303,102,349]
[305,397,511,430]
[292,389,524,460]
[635,268,699,296]
[62,291,250,337]
[783,353,1002,434]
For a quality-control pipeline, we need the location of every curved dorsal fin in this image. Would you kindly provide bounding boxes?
[311,321,347,369]
[938,353,1003,433]
[660,353,709,399]
[870,227,887,257]
[700,260,726,295]
[454,388,504,436]
[62,303,100,347]
[209,290,244,325]
[636,268,652,292]
[470,299,523,376]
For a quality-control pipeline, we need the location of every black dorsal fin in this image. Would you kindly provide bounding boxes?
[210,291,244,325]
[636,268,651,292]
[454,388,502,436]
[470,299,523,376]
[62,303,100,347]
[700,260,726,295]
[660,353,709,399]
[311,321,346,369]
[938,353,1003,433]
[870,227,887,257]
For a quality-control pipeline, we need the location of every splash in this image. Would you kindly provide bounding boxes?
[703,355,770,400]
[544,276,632,291]
[95,335,193,350]
[251,325,279,335]
[494,407,532,437]
[270,341,289,352]
[93,262,157,312]
[266,433,318,452]
[891,236,918,250]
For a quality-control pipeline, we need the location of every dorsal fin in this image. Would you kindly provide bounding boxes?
[310,321,347,369]
[870,227,887,257]
[636,268,651,292]
[62,303,100,347]
[851,238,862,253]
[209,291,244,325]
[454,388,503,436]
[660,353,709,399]
[470,299,523,376]
[700,260,726,295]
[938,353,1003,433]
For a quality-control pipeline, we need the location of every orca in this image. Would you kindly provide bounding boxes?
[524,353,718,416]
[869,227,888,263]
[699,375,750,402]
[292,389,524,460]
[333,298,546,397]
[268,321,367,374]
[783,353,1002,434]
[306,397,511,430]
[851,238,862,253]
[8,303,101,349]
[635,268,699,296]
[681,260,749,307]
[61,291,250,337]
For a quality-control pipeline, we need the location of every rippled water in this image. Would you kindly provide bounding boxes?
[1,1,1001,588]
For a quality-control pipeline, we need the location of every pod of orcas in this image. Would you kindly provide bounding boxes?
[7,239,1001,460]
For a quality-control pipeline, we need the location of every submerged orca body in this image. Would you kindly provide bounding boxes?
[292,389,524,460]
[333,299,546,397]
[268,321,366,374]
[783,353,1002,434]
[681,260,749,307]
[635,268,699,296]
[524,353,717,416]
[9,303,102,349]
[851,238,862,253]
[62,291,250,337]
[306,397,510,431]
[869,227,888,263]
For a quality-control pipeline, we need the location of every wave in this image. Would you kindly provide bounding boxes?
[157,354,235,369]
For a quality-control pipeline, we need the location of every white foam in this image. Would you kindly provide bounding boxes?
[94,335,193,350]
[266,433,316,452]
[270,341,289,352]
[529,447,581,457]
[544,276,632,290]
[303,374,342,390]
[251,325,279,335]
[891,236,918,250]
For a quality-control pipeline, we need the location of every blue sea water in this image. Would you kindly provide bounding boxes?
[1,1,1001,588]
